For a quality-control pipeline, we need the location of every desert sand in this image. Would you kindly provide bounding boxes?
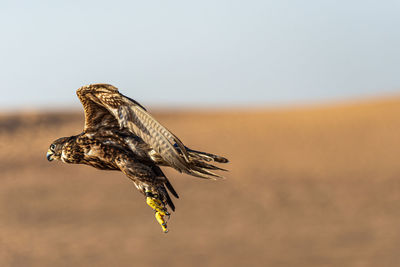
[1,99,400,267]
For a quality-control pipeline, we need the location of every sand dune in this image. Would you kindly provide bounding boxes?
[1,99,400,267]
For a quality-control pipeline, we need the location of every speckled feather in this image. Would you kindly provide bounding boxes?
[49,83,229,211]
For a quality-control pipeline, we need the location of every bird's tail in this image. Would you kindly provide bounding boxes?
[179,146,229,180]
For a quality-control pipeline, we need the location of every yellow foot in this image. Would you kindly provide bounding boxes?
[155,211,168,233]
[145,191,170,233]
[146,195,166,215]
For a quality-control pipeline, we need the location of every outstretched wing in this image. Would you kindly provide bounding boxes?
[76,84,193,173]
[77,84,120,131]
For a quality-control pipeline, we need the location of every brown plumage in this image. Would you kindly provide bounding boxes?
[46,84,229,232]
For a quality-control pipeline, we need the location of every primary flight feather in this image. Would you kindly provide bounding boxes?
[46,84,229,233]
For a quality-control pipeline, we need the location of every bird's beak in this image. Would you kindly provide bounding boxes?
[46,149,54,161]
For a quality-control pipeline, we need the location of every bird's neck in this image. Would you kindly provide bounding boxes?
[60,135,83,164]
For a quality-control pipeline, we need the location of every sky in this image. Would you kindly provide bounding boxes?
[1,0,400,110]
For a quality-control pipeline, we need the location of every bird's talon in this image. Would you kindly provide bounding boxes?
[146,196,165,213]
[146,194,171,232]
[155,211,169,232]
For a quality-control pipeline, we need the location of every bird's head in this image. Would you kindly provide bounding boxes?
[46,137,69,162]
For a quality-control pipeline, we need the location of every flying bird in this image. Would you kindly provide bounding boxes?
[46,84,228,233]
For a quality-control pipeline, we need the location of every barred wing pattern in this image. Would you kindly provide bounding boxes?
[76,84,224,179]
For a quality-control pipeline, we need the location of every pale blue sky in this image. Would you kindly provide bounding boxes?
[1,0,400,109]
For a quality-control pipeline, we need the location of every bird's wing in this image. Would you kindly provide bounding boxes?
[77,84,120,131]
[76,84,191,172]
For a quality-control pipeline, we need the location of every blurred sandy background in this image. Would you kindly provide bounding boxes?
[1,98,400,267]
[2,1,400,266]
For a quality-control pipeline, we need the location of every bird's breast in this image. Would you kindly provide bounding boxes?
[86,145,104,157]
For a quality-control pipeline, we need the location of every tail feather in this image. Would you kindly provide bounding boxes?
[183,159,227,180]
[187,147,229,179]
[174,144,229,164]
[152,146,229,210]
[187,148,229,163]
[170,143,229,179]
[192,161,228,171]
[189,167,225,180]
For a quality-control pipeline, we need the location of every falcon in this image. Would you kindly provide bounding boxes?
[46,84,228,233]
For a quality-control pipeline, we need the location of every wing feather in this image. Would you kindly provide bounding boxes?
[77,84,195,173]
[77,84,119,131]
[116,103,191,171]
[76,83,226,179]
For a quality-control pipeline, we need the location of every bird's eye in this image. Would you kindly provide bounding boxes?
[50,144,56,150]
